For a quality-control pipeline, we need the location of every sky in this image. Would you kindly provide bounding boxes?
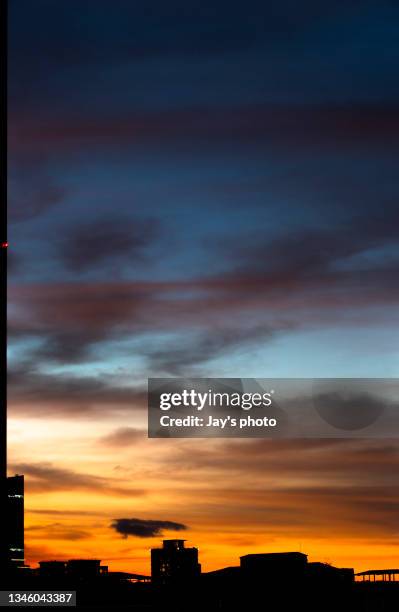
[7,0,399,574]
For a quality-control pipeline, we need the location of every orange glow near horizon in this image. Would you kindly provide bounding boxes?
[8,412,399,576]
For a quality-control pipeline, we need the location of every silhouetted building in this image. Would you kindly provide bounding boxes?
[106,571,150,583]
[308,562,354,585]
[240,552,308,582]
[204,566,241,580]
[66,559,108,579]
[38,559,108,581]
[6,475,24,570]
[356,569,399,582]
[38,561,67,579]
[151,540,201,585]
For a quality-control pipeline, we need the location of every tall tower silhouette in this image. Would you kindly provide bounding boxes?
[151,540,201,585]
[6,475,25,570]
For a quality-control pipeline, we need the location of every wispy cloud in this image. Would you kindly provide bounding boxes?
[10,462,147,497]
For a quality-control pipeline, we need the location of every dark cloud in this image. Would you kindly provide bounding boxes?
[7,280,290,373]
[144,324,283,374]
[10,462,147,497]
[111,518,188,538]
[8,282,152,362]
[224,204,399,285]
[60,215,159,272]
[8,360,146,415]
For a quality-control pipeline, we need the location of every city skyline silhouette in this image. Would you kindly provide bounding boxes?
[4,475,399,610]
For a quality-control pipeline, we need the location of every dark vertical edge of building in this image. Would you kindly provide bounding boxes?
[0,0,8,577]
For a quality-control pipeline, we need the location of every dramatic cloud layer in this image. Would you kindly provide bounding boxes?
[60,215,159,272]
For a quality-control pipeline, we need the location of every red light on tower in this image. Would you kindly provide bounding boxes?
[1,242,8,248]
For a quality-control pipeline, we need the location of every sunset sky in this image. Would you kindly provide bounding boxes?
[7,0,399,575]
